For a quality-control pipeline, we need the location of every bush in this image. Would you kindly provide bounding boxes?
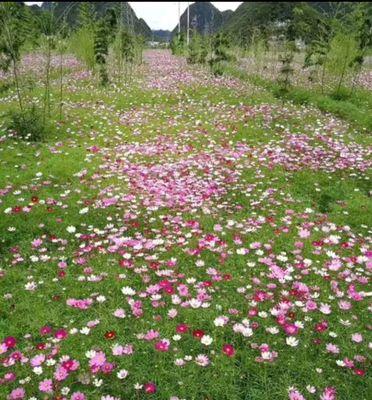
[69,27,95,70]
[329,87,351,101]
[7,105,50,142]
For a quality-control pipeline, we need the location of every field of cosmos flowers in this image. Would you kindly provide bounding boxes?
[0,50,371,400]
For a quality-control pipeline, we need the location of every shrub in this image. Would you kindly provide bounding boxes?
[209,33,235,76]
[69,27,95,70]
[7,105,50,142]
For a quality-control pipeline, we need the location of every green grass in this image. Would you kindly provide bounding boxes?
[225,66,372,131]
[0,52,371,400]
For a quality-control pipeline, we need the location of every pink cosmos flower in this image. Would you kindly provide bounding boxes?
[89,351,106,367]
[39,379,53,393]
[7,387,25,400]
[71,392,87,400]
[30,354,45,367]
[351,333,363,343]
[54,366,68,381]
[288,389,306,400]
[320,387,337,400]
[326,343,340,354]
[155,339,170,352]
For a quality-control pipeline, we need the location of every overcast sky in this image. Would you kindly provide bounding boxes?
[25,2,242,30]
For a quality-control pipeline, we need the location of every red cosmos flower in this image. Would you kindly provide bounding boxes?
[58,271,66,278]
[104,331,117,340]
[315,321,328,333]
[54,329,67,340]
[248,308,258,318]
[144,382,157,394]
[3,336,16,349]
[62,360,74,371]
[12,206,22,213]
[36,343,46,350]
[202,280,213,287]
[192,329,205,339]
[119,259,133,268]
[31,196,39,203]
[283,324,299,336]
[176,324,189,334]
[251,322,259,330]
[288,312,296,320]
[11,352,22,361]
[223,274,232,281]
[222,344,236,357]
[354,369,366,376]
[40,325,52,335]
[149,262,159,270]
[163,286,174,295]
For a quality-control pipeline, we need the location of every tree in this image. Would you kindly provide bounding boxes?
[170,32,186,56]
[78,2,96,29]
[94,17,110,85]
[209,32,234,76]
[0,2,31,111]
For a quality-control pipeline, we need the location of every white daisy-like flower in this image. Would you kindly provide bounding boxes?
[286,336,299,347]
[121,286,136,296]
[96,295,106,303]
[189,298,202,308]
[117,369,129,379]
[33,366,43,375]
[93,378,103,387]
[201,335,213,346]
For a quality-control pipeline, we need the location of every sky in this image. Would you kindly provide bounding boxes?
[25,2,242,30]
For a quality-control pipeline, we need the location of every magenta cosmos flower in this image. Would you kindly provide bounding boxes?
[144,382,157,394]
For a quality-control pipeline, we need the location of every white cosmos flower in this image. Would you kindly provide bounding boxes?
[286,336,299,347]
[33,366,43,375]
[214,316,228,327]
[306,385,316,393]
[117,369,129,379]
[189,299,201,308]
[79,207,89,214]
[93,378,103,387]
[121,286,136,296]
[201,335,213,346]
[86,350,96,359]
[25,282,37,291]
[242,327,253,337]
[66,226,76,233]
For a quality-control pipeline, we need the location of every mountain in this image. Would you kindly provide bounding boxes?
[172,2,226,36]
[38,2,152,37]
[223,2,357,43]
[221,10,234,24]
[152,30,172,43]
